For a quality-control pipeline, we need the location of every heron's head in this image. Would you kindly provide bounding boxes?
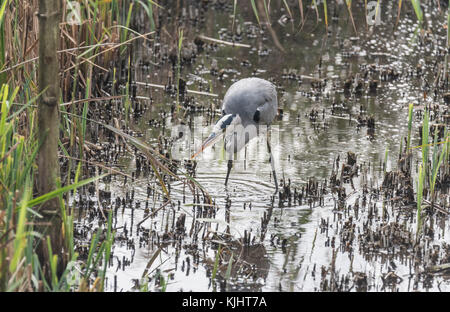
[191,113,241,159]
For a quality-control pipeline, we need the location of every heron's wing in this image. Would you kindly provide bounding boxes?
[222,78,277,125]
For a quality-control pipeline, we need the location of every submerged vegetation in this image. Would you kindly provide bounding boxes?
[0,0,448,292]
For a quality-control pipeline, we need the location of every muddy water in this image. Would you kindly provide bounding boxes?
[92,2,449,291]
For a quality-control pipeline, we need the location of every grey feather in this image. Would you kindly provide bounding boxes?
[222,78,277,126]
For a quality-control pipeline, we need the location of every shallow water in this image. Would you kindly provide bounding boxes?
[84,2,450,291]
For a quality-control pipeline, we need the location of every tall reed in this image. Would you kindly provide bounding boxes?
[0,85,112,291]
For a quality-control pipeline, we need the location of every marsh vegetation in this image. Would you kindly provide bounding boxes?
[0,0,449,292]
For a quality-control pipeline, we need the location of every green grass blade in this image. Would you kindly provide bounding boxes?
[26,174,108,208]
[410,0,423,23]
[406,103,414,151]
[9,179,30,273]
[416,164,424,237]
[250,0,260,25]
[421,109,429,177]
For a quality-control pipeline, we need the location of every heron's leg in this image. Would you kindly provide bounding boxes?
[225,159,233,186]
[266,127,278,191]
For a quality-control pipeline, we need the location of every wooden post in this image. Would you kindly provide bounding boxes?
[37,0,65,275]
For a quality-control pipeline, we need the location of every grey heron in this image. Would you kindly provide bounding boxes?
[191,77,278,190]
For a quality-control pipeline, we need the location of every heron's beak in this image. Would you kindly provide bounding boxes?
[191,114,236,159]
[191,131,224,159]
